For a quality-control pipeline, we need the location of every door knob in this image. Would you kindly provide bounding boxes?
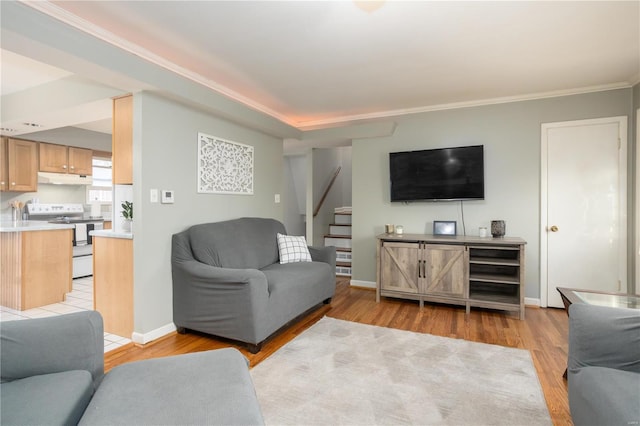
[550,225,559,232]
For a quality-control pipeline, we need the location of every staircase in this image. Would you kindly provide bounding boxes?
[324,208,352,276]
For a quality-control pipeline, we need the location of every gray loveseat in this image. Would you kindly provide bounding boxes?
[172,217,336,353]
[568,303,640,426]
[0,311,264,426]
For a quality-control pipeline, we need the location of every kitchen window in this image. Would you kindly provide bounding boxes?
[87,157,112,204]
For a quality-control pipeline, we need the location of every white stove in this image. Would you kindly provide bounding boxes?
[27,203,104,278]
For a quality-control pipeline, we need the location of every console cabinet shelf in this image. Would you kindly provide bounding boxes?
[376,234,526,319]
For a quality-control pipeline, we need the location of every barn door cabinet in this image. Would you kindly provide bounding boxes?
[380,242,467,306]
[377,234,526,319]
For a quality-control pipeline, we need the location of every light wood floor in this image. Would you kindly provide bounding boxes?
[105,277,572,425]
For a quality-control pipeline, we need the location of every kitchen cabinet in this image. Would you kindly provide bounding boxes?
[39,142,93,175]
[112,95,133,184]
[0,227,73,310]
[377,234,526,319]
[1,138,38,192]
[93,234,133,337]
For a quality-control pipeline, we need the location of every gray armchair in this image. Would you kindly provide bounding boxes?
[1,311,104,425]
[568,303,640,426]
[1,311,265,425]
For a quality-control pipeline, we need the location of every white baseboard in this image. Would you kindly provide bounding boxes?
[131,322,176,345]
[524,297,541,307]
[350,279,376,289]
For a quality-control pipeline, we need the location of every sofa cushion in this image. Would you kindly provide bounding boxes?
[259,262,335,337]
[188,217,285,269]
[79,348,264,425]
[569,366,640,426]
[1,370,93,426]
[277,233,312,264]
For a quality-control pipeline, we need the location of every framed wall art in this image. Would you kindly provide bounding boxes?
[197,132,254,195]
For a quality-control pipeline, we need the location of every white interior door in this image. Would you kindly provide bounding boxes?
[541,117,627,308]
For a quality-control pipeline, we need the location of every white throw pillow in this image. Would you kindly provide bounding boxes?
[277,233,312,264]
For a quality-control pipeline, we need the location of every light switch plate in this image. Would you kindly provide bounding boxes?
[150,189,159,203]
[161,190,175,204]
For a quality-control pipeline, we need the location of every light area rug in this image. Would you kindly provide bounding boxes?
[250,316,552,425]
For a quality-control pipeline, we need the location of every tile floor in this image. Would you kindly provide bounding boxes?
[0,277,132,353]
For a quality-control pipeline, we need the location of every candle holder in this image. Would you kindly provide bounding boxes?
[491,220,506,238]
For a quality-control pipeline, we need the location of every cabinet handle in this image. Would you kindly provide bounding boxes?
[70,165,75,170]
[11,182,16,186]
[63,164,67,169]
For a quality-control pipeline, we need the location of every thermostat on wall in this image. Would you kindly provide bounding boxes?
[161,190,175,204]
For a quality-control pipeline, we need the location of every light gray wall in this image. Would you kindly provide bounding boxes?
[312,148,341,246]
[340,146,353,206]
[352,88,633,301]
[132,91,283,334]
[283,155,306,236]
[312,147,352,246]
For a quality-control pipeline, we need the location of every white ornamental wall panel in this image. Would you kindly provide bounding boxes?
[198,132,254,195]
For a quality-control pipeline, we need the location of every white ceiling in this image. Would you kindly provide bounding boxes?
[1,50,72,95]
[3,1,639,136]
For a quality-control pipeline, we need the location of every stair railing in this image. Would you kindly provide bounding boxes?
[313,166,341,218]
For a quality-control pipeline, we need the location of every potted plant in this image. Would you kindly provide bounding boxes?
[121,201,133,232]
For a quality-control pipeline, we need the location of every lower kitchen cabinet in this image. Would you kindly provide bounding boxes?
[93,235,133,337]
[0,228,73,310]
[377,233,526,319]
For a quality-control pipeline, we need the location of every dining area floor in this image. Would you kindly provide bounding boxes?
[0,277,131,353]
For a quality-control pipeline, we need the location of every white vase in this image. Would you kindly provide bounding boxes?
[122,219,132,233]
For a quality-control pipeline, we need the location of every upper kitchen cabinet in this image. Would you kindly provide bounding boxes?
[39,142,93,175]
[1,138,38,192]
[68,147,93,175]
[112,95,133,184]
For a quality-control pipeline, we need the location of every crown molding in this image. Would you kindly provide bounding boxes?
[22,0,298,128]
[295,82,633,130]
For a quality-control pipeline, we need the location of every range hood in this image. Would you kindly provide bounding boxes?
[38,172,93,185]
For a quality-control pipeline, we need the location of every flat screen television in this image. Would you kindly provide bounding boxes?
[389,145,484,202]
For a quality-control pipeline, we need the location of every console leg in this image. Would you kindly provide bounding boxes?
[323,297,332,305]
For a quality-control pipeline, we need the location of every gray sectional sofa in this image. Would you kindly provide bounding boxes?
[568,303,640,426]
[172,217,336,352]
[0,311,264,426]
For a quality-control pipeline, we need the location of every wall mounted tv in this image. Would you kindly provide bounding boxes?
[389,145,484,202]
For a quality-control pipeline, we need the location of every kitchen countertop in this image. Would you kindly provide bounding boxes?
[90,229,133,240]
[0,220,74,232]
